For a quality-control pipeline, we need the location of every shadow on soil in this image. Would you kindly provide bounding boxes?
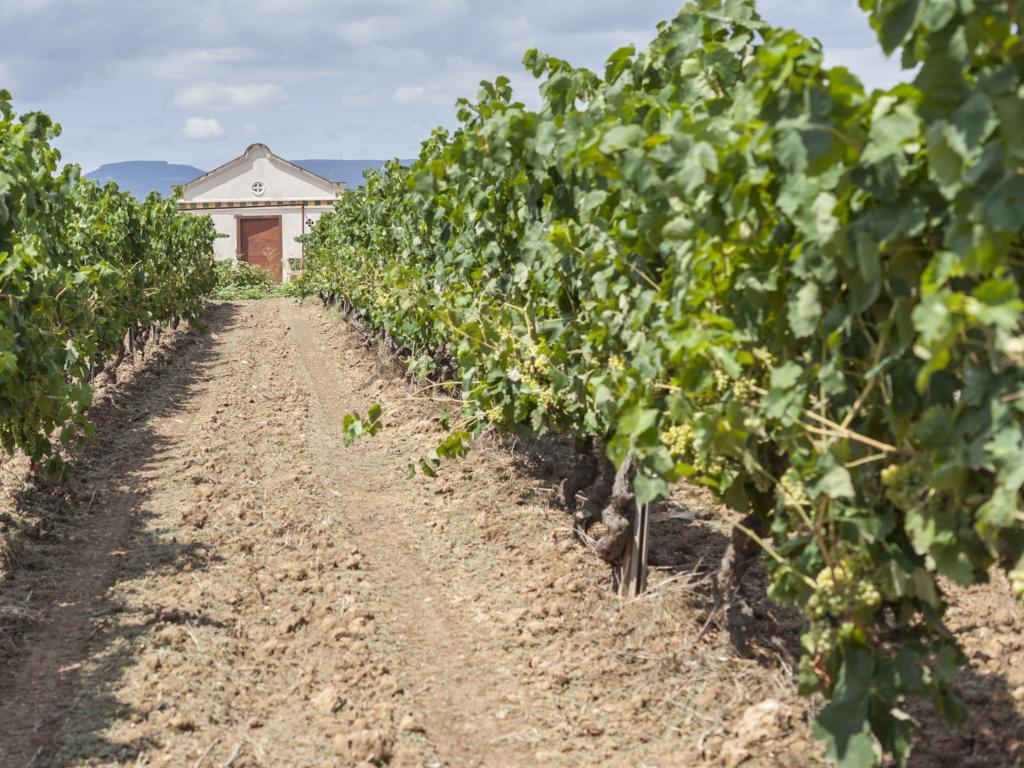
[497,432,1024,768]
[498,433,803,663]
[902,650,1024,768]
[0,302,240,767]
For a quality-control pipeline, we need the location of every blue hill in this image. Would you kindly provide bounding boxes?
[86,161,206,200]
[292,159,414,189]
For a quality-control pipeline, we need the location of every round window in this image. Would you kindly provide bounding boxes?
[251,181,265,196]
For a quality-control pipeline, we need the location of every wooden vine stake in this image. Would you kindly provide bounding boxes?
[616,500,650,598]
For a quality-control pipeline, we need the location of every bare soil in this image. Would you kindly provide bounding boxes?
[0,298,1021,768]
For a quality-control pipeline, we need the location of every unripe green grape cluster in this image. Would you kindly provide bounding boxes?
[661,423,696,459]
[806,563,881,622]
[880,462,920,510]
[802,621,840,655]
[732,376,757,400]
[519,371,557,409]
[779,470,811,510]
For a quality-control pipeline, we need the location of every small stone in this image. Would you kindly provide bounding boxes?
[721,742,751,768]
[525,619,554,636]
[347,617,368,637]
[332,729,392,764]
[311,686,342,715]
[735,699,786,746]
[319,615,339,635]
[502,608,526,627]
[398,713,424,734]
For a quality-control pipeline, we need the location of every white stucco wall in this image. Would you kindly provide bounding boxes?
[185,146,336,203]
[180,144,339,283]
[196,205,332,282]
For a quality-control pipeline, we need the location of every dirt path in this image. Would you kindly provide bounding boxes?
[1,298,1022,768]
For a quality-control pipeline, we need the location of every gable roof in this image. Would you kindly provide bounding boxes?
[179,143,346,196]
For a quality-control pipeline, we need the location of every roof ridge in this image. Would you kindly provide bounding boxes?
[179,144,345,194]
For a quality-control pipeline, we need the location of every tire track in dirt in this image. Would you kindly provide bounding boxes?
[20,300,440,768]
[280,300,550,766]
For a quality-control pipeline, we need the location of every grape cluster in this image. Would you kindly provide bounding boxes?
[806,563,881,622]
[520,371,557,409]
[802,562,882,658]
[779,470,811,510]
[661,423,696,459]
[732,377,757,400]
[802,622,840,655]
[880,462,920,509]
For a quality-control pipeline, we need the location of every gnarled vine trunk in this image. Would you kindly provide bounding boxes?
[593,455,635,568]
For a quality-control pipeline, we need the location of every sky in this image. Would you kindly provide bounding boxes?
[0,1,905,172]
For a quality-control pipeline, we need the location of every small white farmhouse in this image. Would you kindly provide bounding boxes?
[178,144,345,283]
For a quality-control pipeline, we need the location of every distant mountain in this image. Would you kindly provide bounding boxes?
[85,158,414,200]
[292,159,414,189]
[86,161,206,200]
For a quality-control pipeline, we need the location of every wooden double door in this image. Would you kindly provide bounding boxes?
[238,216,283,283]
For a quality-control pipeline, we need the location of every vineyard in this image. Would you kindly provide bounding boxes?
[0,90,217,473]
[1,0,1023,767]
[296,0,1024,765]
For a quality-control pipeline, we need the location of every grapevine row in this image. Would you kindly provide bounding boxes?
[298,1,1024,765]
[0,91,218,471]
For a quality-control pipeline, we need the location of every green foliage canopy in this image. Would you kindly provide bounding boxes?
[0,91,217,469]
[299,1,1024,764]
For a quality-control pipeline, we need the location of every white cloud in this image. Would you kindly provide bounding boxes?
[132,47,255,79]
[181,116,224,140]
[171,82,287,110]
[391,85,426,104]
